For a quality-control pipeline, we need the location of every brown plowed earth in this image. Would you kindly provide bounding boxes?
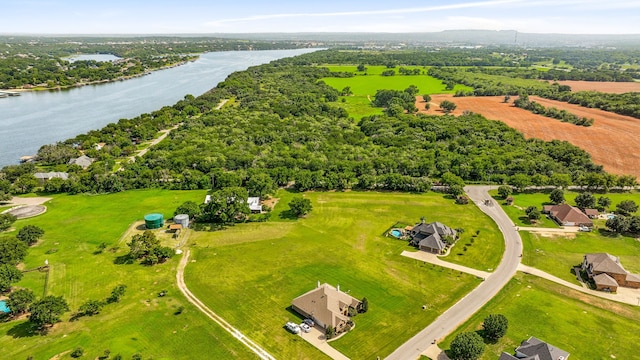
[418,95,640,178]
[554,80,640,94]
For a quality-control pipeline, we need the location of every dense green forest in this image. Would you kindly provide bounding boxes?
[4,49,632,199]
[0,36,313,89]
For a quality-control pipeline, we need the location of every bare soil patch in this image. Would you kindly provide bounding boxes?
[554,80,640,94]
[418,95,640,178]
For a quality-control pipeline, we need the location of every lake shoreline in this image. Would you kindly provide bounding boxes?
[0,58,198,93]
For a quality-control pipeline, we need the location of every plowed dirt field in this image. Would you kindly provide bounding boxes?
[555,80,640,94]
[418,95,640,178]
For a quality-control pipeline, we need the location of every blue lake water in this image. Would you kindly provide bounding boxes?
[0,48,318,167]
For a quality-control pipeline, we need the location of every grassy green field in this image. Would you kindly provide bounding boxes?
[184,190,503,359]
[0,190,257,360]
[440,274,640,360]
[487,190,640,282]
[319,65,472,119]
[522,230,640,283]
[321,65,471,96]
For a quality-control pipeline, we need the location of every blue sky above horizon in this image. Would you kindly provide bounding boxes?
[1,0,639,34]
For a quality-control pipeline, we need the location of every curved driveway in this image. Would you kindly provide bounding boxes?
[386,186,522,360]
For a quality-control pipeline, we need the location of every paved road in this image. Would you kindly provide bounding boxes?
[386,186,522,360]
[176,249,275,360]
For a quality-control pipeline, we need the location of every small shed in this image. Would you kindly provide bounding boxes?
[144,213,164,229]
[174,214,189,228]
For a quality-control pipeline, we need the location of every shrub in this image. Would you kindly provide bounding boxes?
[70,347,84,358]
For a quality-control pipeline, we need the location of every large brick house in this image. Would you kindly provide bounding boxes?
[291,283,361,333]
[582,253,640,291]
[542,204,592,227]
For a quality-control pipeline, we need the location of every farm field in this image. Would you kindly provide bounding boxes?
[555,80,640,94]
[184,190,503,359]
[440,274,640,360]
[420,95,640,178]
[0,190,257,360]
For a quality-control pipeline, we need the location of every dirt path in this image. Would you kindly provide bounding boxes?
[176,249,275,360]
[4,196,51,206]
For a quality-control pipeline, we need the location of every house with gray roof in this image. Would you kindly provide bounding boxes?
[68,154,94,169]
[34,172,69,185]
[499,336,570,360]
[409,221,457,254]
[582,253,640,291]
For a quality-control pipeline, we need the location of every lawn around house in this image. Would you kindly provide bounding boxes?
[0,190,257,360]
[441,274,640,360]
[183,190,502,359]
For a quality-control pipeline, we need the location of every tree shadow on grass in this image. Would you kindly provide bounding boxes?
[6,321,39,338]
[113,254,135,265]
[278,210,299,220]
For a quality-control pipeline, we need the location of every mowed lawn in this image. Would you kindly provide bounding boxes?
[441,274,640,360]
[0,190,257,360]
[184,190,503,359]
[489,190,640,282]
[319,65,472,119]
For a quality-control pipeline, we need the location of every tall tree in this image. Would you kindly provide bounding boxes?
[6,288,35,315]
[16,225,45,246]
[616,200,638,216]
[200,187,250,224]
[575,192,596,210]
[29,295,69,329]
[497,185,513,199]
[0,213,17,232]
[482,314,508,341]
[449,332,485,360]
[549,189,564,204]
[0,236,28,265]
[0,264,23,292]
[439,100,457,114]
[288,197,312,217]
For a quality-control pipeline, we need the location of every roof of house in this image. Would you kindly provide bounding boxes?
[169,224,182,230]
[291,283,361,329]
[498,353,518,360]
[418,232,446,252]
[516,336,570,360]
[68,154,94,168]
[626,273,640,283]
[247,197,261,211]
[411,221,456,238]
[585,253,627,275]
[593,273,619,288]
[34,172,69,180]
[583,208,599,217]
[547,204,592,226]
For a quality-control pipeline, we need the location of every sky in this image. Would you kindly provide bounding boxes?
[1,0,639,35]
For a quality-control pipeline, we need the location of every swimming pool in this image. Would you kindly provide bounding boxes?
[390,229,403,238]
[0,300,9,314]
[608,214,616,220]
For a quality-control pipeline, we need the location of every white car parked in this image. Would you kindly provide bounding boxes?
[285,321,301,334]
[300,323,311,333]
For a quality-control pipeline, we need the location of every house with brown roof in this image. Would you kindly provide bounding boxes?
[583,208,599,219]
[291,283,361,333]
[499,336,570,360]
[542,204,592,227]
[582,253,640,291]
